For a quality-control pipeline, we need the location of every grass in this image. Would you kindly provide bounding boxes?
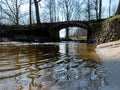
[71,36,87,40]
[88,15,120,34]
[106,15,120,21]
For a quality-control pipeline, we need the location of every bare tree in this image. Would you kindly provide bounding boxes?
[45,0,57,22]
[60,0,74,39]
[74,1,84,20]
[64,0,70,39]
[29,0,32,27]
[84,0,93,20]
[116,0,120,14]
[93,0,99,20]
[99,0,102,19]
[15,0,19,25]
[89,0,104,20]
[62,0,79,21]
[87,0,91,20]
[34,0,41,24]
[64,0,70,21]
[0,0,27,25]
[0,0,2,23]
[29,0,32,38]
[59,0,84,39]
[109,0,111,16]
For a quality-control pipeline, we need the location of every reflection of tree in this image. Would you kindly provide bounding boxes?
[15,46,19,64]
[0,44,60,89]
[65,43,69,56]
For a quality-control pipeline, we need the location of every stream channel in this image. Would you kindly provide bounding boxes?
[0,42,115,90]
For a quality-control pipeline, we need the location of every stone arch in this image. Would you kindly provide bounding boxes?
[51,21,89,30]
[49,21,90,41]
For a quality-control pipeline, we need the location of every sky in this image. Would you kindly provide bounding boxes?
[21,0,119,15]
[21,0,119,20]
[103,0,119,6]
[102,0,119,17]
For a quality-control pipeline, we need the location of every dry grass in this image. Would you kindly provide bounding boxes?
[71,36,87,40]
[106,15,120,21]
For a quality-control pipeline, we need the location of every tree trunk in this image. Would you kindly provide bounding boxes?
[95,0,99,20]
[49,0,53,22]
[109,0,111,16]
[15,0,19,25]
[99,0,102,19]
[29,0,32,39]
[116,0,120,15]
[88,0,91,20]
[29,0,32,27]
[34,0,40,25]
[65,0,70,40]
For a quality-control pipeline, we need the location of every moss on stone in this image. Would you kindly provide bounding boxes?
[89,21,102,34]
[93,15,120,43]
[106,15,120,21]
[89,15,120,35]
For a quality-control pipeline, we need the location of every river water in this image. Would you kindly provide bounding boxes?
[0,42,109,90]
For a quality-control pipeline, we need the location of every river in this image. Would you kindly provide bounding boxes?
[0,42,110,90]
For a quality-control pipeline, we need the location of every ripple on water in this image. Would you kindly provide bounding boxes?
[0,42,111,90]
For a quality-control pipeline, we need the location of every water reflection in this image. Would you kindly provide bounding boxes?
[0,42,107,90]
[59,43,99,61]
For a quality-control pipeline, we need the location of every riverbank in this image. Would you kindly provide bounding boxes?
[96,40,120,90]
[92,15,120,44]
[96,40,120,59]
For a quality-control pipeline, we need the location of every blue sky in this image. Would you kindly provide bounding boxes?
[102,0,119,14]
[102,0,119,6]
[21,0,119,18]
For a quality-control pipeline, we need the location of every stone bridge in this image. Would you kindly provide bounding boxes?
[0,21,92,42]
[31,21,91,41]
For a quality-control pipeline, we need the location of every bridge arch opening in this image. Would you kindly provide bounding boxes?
[59,27,88,41]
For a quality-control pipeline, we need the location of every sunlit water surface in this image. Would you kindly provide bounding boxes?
[0,42,108,90]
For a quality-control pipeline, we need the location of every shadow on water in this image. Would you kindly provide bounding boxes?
[0,42,111,90]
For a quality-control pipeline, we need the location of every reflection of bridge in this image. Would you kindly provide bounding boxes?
[32,21,91,41]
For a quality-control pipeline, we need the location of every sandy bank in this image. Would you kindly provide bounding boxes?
[96,40,120,59]
[96,40,120,90]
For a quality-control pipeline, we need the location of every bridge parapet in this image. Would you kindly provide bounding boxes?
[49,21,89,30]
